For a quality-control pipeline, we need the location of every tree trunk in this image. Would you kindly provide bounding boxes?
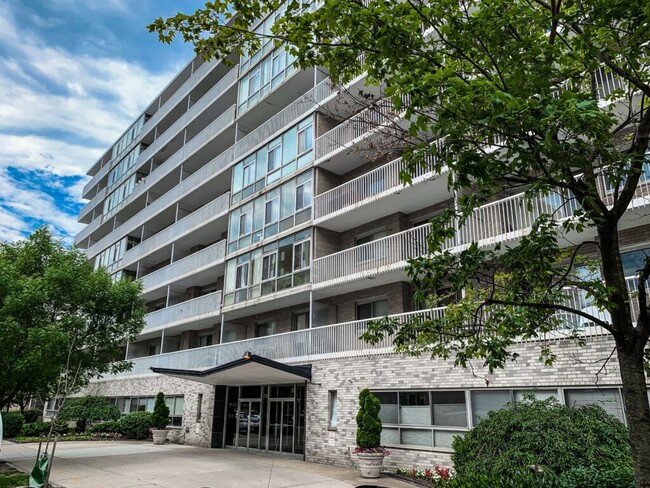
[617,342,650,488]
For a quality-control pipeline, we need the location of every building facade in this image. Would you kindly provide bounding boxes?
[75,13,649,469]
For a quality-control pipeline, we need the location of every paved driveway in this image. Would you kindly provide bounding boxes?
[0,441,413,488]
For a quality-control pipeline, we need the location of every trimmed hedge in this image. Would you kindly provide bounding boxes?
[451,398,634,487]
[21,421,68,438]
[118,411,153,439]
[88,421,121,434]
[2,412,24,438]
[23,410,41,423]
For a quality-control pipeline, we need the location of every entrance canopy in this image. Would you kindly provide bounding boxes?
[150,354,311,386]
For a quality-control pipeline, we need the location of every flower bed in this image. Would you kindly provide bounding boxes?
[395,467,455,487]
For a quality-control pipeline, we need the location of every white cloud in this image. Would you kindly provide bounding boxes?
[0,0,185,242]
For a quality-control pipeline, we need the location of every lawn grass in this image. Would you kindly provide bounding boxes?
[0,472,29,488]
[14,434,93,443]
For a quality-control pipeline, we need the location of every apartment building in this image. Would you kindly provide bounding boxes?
[75,14,649,468]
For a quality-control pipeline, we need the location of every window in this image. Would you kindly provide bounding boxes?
[196,394,203,422]
[564,388,624,422]
[355,230,388,262]
[262,252,277,281]
[198,334,213,347]
[294,240,310,271]
[148,344,161,356]
[239,211,252,237]
[165,396,185,427]
[295,181,312,211]
[293,311,309,331]
[268,140,282,172]
[356,299,389,320]
[298,123,314,153]
[236,263,249,289]
[243,158,255,188]
[265,197,279,225]
[256,321,275,337]
[328,391,338,429]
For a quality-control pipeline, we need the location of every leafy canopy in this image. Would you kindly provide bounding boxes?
[0,228,146,410]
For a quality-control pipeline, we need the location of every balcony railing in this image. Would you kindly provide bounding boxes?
[141,59,218,136]
[141,240,227,293]
[113,301,619,378]
[314,152,440,221]
[78,187,107,222]
[314,94,410,164]
[121,192,230,267]
[82,161,110,197]
[74,213,102,246]
[138,67,238,167]
[144,291,222,331]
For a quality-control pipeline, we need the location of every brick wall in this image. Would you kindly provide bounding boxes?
[314,227,341,258]
[340,212,408,249]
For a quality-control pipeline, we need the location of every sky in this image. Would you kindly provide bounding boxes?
[0,0,206,243]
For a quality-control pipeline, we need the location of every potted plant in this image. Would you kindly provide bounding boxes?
[151,392,170,445]
[355,388,388,478]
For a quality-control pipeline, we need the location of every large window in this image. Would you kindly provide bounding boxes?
[224,229,311,305]
[111,114,148,162]
[228,170,312,252]
[356,299,389,320]
[107,144,146,188]
[238,46,297,114]
[103,173,142,217]
[109,395,184,427]
[231,117,314,204]
[95,235,141,273]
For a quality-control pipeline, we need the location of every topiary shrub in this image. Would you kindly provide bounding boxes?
[118,411,153,439]
[151,392,170,430]
[23,410,41,423]
[451,398,633,486]
[2,412,24,438]
[355,388,382,450]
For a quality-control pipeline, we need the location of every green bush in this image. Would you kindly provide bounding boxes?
[151,392,170,430]
[23,410,41,423]
[451,398,633,485]
[2,412,24,438]
[355,388,382,449]
[88,420,121,433]
[118,411,153,439]
[446,468,560,488]
[20,421,67,437]
[58,396,121,433]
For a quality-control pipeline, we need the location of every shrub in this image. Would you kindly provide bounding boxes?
[2,412,24,438]
[88,421,121,434]
[58,396,121,433]
[118,411,153,439]
[21,421,67,437]
[451,398,633,485]
[23,410,41,423]
[355,388,382,450]
[151,392,170,430]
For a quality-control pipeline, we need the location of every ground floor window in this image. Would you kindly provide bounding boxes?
[373,387,631,450]
[108,395,184,426]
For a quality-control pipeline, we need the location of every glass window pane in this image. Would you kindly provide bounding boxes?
[432,391,467,427]
[434,430,460,448]
[375,392,398,424]
[283,127,297,164]
[471,391,511,424]
[381,427,399,445]
[564,388,624,422]
[399,392,431,425]
[278,243,293,276]
[514,390,558,402]
[401,428,433,447]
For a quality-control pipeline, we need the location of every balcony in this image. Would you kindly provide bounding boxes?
[141,240,227,295]
[78,187,107,223]
[314,152,449,231]
[314,94,411,173]
[120,193,229,268]
[108,302,616,378]
[144,291,222,332]
[82,161,110,199]
[137,67,238,168]
[313,175,650,290]
[74,214,102,246]
[141,59,219,137]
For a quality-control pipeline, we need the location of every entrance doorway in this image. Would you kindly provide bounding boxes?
[225,384,305,456]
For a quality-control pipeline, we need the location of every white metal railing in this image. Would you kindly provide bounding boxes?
[234,77,336,159]
[314,151,441,220]
[121,193,230,267]
[78,187,107,221]
[142,59,218,135]
[138,67,238,166]
[73,213,102,246]
[314,94,410,163]
[82,161,110,197]
[141,240,227,293]
[144,291,222,331]
[593,67,626,100]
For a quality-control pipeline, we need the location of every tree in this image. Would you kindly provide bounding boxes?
[0,228,145,411]
[151,392,170,430]
[355,389,382,450]
[58,396,121,433]
[149,1,650,485]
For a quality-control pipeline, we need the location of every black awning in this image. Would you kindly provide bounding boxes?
[150,354,311,386]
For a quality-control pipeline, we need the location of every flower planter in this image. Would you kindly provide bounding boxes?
[152,429,168,445]
[357,452,384,478]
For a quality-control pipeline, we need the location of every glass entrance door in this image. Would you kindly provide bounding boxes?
[268,400,294,453]
[237,400,262,450]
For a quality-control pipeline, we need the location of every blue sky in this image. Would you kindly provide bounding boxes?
[0,0,205,243]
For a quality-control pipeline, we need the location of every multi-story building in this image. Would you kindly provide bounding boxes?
[75,14,649,468]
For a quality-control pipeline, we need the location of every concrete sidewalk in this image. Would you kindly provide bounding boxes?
[0,440,414,488]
